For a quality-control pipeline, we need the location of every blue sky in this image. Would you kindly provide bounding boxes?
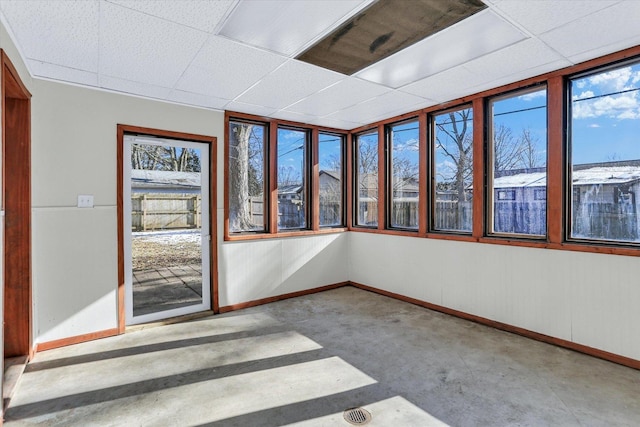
[571,63,640,164]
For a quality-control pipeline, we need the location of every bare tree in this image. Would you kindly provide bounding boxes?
[518,128,543,169]
[131,144,200,172]
[228,123,256,231]
[435,109,473,202]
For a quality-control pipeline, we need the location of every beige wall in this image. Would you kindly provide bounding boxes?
[30,79,349,343]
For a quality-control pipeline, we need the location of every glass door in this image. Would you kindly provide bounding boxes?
[123,134,211,325]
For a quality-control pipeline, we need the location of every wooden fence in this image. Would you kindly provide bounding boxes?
[572,201,638,241]
[132,194,201,231]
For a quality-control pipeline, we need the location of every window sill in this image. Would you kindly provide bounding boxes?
[224,227,347,242]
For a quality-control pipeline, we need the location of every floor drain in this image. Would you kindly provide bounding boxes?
[343,407,372,425]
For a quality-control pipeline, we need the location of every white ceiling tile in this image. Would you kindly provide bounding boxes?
[27,60,99,87]
[0,0,100,71]
[309,116,363,130]
[355,10,527,88]
[284,78,390,116]
[100,75,171,99]
[462,38,571,84]
[236,60,344,109]
[107,0,235,33]
[472,59,573,95]
[271,110,318,125]
[490,0,618,35]
[539,1,640,61]
[99,1,208,87]
[219,0,369,56]
[225,101,278,118]
[167,89,230,110]
[176,36,287,100]
[325,91,430,124]
[400,66,479,103]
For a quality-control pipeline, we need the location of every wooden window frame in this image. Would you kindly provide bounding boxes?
[224,111,348,241]
[348,45,640,257]
[351,128,380,230]
[386,117,421,232]
[565,56,640,247]
[486,84,549,240]
[276,125,311,232]
[318,131,347,229]
[428,104,475,236]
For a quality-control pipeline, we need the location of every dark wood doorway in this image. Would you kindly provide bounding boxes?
[2,50,32,359]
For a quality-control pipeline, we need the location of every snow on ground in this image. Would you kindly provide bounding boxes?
[132,229,201,244]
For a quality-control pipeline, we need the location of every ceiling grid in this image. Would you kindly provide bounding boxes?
[0,0,638,129]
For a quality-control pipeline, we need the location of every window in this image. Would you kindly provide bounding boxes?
[569,60,640,243]
[228,120,267,233]
[388,120,419,229]
[277,127,309,230]
[319,132,344,227]
[354,130,379,227]
[431,106,473,233]
[489,87,547,237]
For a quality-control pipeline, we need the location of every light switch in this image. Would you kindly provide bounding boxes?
[78,194,94,208]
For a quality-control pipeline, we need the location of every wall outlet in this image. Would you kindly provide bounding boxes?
[77,194,94,208]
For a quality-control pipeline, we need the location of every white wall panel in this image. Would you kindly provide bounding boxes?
[349,233,640,361]
[280,234,348,292]
[219,233,349,307]
[32,207,118,343]
[218,239,283,307]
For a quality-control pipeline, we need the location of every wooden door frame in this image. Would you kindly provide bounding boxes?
[2,49,33,360]
[116,125,218,333]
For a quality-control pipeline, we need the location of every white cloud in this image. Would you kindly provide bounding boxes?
[588,123,601,128]
[518,89,546,102]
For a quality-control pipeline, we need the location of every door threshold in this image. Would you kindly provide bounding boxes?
[125,310,214,333]
[3,355,28,410]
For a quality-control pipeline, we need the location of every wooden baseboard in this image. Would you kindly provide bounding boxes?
[30,281,640,371]
[219,282,349,313]
[349,281,640,370]
[35,328,119,352]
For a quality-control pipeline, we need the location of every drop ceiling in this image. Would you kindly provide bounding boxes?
[1,0,639,130]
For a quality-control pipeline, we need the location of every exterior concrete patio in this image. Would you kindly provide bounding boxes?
[5,286,640,426]
[133,264,202,316]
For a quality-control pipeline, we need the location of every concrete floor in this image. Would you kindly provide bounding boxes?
[5,286,640,426]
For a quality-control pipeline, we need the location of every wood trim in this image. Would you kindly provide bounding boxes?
[547,76,565,244]
[311,128,320,231]
[269,124,278,233]
[346,133,353,229]
[116,125,219,327]
[35,328,119,352]
[225,228,347,241]
[116,125,125,333]
[472,99,484,239]
[349,282,640,370]
[377,124,385,229]
[210,133,219,313]
[0,51,31,100]
[2,50,33,360]
[219,282,348,313]
[223,115,230,239]
[418,114,428,235]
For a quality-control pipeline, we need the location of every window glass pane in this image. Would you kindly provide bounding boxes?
[355,131,379,227]
[319,133,344,227]
[432,107,473,232]
[277,128,308,230]
[490,88,547,236]
[228,121,266,233]
[389,120,419,229]
[570,62,640,243]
